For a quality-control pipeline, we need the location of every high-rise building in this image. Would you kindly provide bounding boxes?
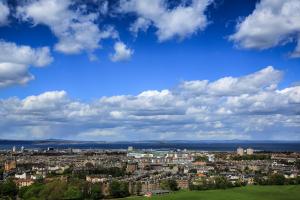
[12,146,16,153]
[246,148,254,155]
[237,147,244,156]
[128,146,133,152]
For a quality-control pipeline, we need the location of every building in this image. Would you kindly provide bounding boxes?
[176,179,189,189]
[237,147,244,156]
[15,172,28,179]
[15,179,34,188]
[126,162,138,173]
[86,175,108,183]
[128,146,134,152]
[246,148,254,155]
[208,154,215,162]
[4,160,16,172]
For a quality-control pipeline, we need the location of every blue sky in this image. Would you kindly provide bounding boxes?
[0,0,299,141]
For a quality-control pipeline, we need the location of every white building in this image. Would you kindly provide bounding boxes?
[128,146,133,152]
[208,154,215,162]
[15,172,28,179]
[237,147,244,156]
[246,148,254,155]
[12,146,16,153]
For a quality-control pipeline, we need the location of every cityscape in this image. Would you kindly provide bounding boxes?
[0,144,300,199]
[1,0,300,199]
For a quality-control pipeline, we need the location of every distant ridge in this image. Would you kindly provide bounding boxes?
[0,139,299,144]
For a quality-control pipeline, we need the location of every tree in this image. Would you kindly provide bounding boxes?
[0,179,18,197]
[63,186,82,199]
[21,183,44,200]
[160,179,178,191]
[90,184,103,200]
[269,174,285,185]
[109,180,129,198]
[188,169,197,174]
[194,156,208,162]
[214,177,232,189]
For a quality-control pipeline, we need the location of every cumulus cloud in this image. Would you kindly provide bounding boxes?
[179,66,282,96]
[17,0,116,57]
[119,0,212,41]
[0,1,9,25]
[0,41,53,88]
[0,66,299,140]
[110,41,133,62]
[230,0,300,57]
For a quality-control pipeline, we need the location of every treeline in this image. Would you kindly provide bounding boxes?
[160,179,179,191]
[0,179,18,199]
[19,179,102,200]
[109,180,130,198]
[189,176,246,191]
[194,156,208,162]
[0,178,133,200]
[254,174,300,185]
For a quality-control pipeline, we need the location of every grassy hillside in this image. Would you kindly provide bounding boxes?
[127,185,300,200]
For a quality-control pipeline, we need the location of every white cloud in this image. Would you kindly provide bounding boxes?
[22,91,67,110]
[0,66,299,140]
[0,41,53,67]
[17,0,116,56]
[0,2,9,26]
[230,0,300,57]
[0,41,53,88]
[119,0,212,41]
[129,17,151,35]
[110,41,133,62]
[179,66,282,96]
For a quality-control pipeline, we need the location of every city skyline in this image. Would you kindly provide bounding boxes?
[0,0,300,140]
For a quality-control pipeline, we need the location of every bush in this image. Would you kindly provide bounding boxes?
[109,180,130,198]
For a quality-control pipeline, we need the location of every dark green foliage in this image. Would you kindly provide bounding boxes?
[189,176,240,191]
[254,174,287,185]
[194,156,208,162]
[19,179,90,200]
[63,186,82,199]
[109,180,130,198]
[160,179,179,191]
[295,159,300,170]
[90,184,103,200]
[214,176,233,189]
[0,179,18,198]
[188,169,197,174]
[268,174,285,185]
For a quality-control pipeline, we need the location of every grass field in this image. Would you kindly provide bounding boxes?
[127,185,300,200]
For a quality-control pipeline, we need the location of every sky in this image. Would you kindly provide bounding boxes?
[0,0,299,141]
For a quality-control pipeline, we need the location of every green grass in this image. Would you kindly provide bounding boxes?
[127,185,300,200]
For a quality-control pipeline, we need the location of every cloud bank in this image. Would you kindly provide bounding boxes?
[0,66,299,140]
